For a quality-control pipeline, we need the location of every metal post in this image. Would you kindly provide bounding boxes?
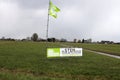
[46,0,50,40]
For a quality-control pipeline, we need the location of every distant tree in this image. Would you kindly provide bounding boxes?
[21,39,26,41]
[74,39,77,43]
[26,37,31,41]
[47,38,51,42]
[47,38,56,42]
[31,33,38,41]
[1,36,5,40]
[7,38,15,41]
[60,38,67,42]
[82,39,84,43]
[78,40,81,43]
[87,38,92,43]
[52,38,56,42]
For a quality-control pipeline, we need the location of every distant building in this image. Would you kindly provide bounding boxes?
[100,40,114,44]
[82,38,92,43]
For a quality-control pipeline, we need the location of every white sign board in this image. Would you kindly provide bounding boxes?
[47,48,82,57]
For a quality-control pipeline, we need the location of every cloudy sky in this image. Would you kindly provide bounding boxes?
[0,0,120,42]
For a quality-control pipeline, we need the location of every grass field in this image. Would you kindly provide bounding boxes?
[0,41,120,80]
[64,43,120,56]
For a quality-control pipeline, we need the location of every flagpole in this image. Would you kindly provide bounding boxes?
[46,0,50,40]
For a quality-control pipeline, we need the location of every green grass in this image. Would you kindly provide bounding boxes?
[0,41,120,80]
[63,43,120,56]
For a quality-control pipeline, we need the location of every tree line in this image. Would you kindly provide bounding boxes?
[0,33,90,43]
[1,33,117,44]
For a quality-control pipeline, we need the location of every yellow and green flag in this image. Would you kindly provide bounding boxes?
[49,1,60,18]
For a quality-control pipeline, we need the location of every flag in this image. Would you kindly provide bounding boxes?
[49,1,60,18]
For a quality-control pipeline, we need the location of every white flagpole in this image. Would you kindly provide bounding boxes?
[46,0,50,40]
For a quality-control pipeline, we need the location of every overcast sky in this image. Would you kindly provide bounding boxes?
[0,0,120,42]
